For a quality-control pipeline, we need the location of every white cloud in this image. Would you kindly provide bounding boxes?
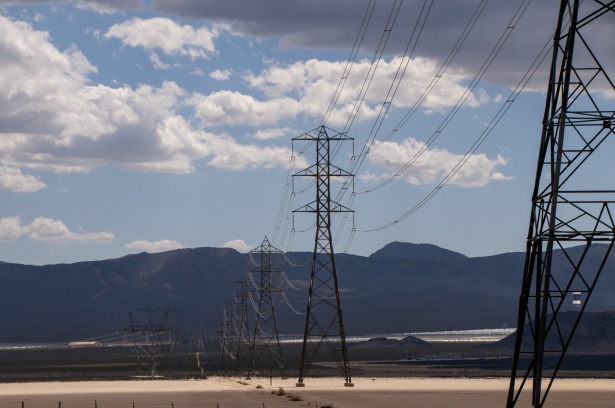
[188,90,302,128]
[203,129,302,170]
[0,216,115,242]
[76,0,141,14]
[105,17,218,60]
[148,51,180,70]
[124,239,184,252]
[0,166,46,192]
[189,57,483,130]
[367,137,511,188]
[0,216,24,242]
[209,69,231,81]
[253,127,294,140]
[0,16,297,174]
[243,57,483,127]
[223,239,252,252]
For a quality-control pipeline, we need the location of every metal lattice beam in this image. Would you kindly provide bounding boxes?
[293,126,354,387]
[507,1,615,406]
[249,237,285,374]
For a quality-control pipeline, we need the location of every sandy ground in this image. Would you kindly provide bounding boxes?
[0,376,614,407]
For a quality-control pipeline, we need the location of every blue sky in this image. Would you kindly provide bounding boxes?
[0,0,611,265]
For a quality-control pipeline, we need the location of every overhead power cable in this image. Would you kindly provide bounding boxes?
[281,291,306,315]
[360,24,553,232]
[357,0,534,196]
[281,271,308,290]
[331,0,486,213]
[348,0,435,178]
[330,0,436,250]
[370,0,490,150]
[341,0,404,135]
[320,0,377,127]
[272,0,379,251]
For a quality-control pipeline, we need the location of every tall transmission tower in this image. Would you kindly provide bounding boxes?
[234,279,252,376]
[226,300,239,369]
[293,126,354,387]
[221,310,232,374]
[123,306,173,376]
[506,1,615,407]
[249,237,284,374]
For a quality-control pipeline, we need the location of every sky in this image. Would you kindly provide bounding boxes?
[0,0,612,265]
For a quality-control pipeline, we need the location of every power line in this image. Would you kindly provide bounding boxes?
[357,0,534,196]
[359,22,553,232]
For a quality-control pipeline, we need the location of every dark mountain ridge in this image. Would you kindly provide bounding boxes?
[1,242,614,342]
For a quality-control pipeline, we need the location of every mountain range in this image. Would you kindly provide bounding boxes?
[1,242,614,342]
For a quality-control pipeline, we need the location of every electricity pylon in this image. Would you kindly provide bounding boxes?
[293,126,354,387]
[506,1,615,407]
[124,306,173,376]
[234,279,252,376]
[249,237,284,374]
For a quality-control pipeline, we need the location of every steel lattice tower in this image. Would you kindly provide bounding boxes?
[226,300,239,370]
[507,1,615,407]
[293,126,354,387]
[123,306,173,376]
[234,279,252,376]
[249,237,284,374]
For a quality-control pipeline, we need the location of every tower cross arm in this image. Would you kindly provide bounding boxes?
[293,200,353,213]
[293,164,353,177]
[292,126,353,142]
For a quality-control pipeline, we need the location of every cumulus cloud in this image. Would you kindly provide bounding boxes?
[366,138,511,187]
[253,127,294,140]
[0,216,115,242]
[188,91,302,128]
[0,0,141,12]
[0,16,296,174]
[76,0,142,13]
[124,239,184,252]
[186,56,481,131]
[240,57,482,127]
[223,239,252,252]
[0,216,24,242]
[209,69,231,80]
[148,0,571,88]
[0,166,46,192]
[105,17,218,60]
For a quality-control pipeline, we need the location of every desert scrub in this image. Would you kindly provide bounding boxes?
[255,385,263,389]
[287,394,303,401]
[275,387,287,396]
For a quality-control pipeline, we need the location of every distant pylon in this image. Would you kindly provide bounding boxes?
[227,300,239,368]
[506,1,615,407]
[123,305,173,376]
[293,126,354,387]
[249,237,284,374]
[221,311,231,374]
[234,279,252,376]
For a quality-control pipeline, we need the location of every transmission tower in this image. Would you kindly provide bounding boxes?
[249,237,285,374]
[507,1,615,407]
[123,306,174,376]
[234,279,252,376]
[226,300,239,368]
[293,126,354,387]
[221,310,232,374]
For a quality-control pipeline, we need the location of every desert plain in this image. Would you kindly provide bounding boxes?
[0,376,613,408]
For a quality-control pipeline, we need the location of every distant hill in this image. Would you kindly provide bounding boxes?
[369,242,468,262]
[1,242,614,342]
[496,311,615,353]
